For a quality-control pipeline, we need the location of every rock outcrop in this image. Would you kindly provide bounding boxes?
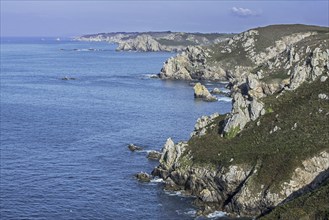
[190,113,219,137]
[116,35,163,52]
[193,83,217,102]
[128,144,143,152]
[159,46,227,80]
[135,172,151,182]
[147,150,162,160]
[152,139,329,217]
[150,24,329,218]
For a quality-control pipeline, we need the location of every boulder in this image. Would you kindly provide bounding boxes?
[194,83,217,101]
[135,172,151,182]
[211,87,222,94]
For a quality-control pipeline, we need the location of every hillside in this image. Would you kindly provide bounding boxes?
[75,31,233,52]
[159,24,328,81]
[150,24,329,218]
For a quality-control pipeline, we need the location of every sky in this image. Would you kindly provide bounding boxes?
[1,0,328,37]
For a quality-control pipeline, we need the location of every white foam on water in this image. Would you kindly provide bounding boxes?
[217,97,232,102]
[185,209,197,216]
[150,178,164,183]
[141,74,159,79]
[221,88,230,93]
[164,190,182,196]
[207,211,227,218]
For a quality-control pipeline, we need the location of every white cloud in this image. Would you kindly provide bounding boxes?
[231,7,261,17]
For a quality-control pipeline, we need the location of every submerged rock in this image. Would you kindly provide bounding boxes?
[61,76,76,80]
[128,144,143,152]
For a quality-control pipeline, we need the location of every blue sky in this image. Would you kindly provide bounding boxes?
[1,0,328,37]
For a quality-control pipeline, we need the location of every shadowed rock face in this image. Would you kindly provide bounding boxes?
[152,25,329,218]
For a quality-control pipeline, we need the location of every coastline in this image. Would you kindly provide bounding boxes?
[134,24,329,218]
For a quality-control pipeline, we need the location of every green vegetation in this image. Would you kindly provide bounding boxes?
[188,78,329,189]
[265,107,274,114]
[253,24,329,53]
[157,39,197,46]
[224,126,240,139]
[261,180,329,220]
[208,41,253,67]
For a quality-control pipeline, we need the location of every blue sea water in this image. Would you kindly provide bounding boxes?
[0,37,231,220]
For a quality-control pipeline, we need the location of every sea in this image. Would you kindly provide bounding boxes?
[0,37,232,220]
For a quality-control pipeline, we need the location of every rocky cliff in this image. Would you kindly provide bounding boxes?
[151,24,329,218]
[75,32,232,52]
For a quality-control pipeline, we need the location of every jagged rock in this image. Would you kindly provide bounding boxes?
[147,150,162,160]
[270,125,281,134]
[249,99,265,121]
[159,138,187,170]
[193,83,217,102]
[289,47,328,90]
[320,76,328,82]
[223,93,250,137]
[318,93,329,100]
[159,46,227,81]
[128,144,143,152]
[191,113,219,137]
[135,172,151,182]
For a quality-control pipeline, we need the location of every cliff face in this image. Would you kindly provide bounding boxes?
[76,32,232,52]
[159,24,328,82]
[152,25,329,218]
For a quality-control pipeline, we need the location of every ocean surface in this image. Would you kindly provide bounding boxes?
[0,37,231,220]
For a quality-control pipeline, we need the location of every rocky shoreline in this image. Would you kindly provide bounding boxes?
[135,24,329,218]
[75,31,232,52]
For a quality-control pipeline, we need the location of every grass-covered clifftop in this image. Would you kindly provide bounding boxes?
[153,24,328,218]
[188,78,329,189]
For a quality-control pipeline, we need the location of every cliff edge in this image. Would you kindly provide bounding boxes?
[152,24,329,218]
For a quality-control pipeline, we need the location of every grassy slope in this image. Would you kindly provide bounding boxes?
[207,24,329,71]
[156,33,234,46]
[253,24,329,53]
[188,78,329,189]
[261,180,329,220]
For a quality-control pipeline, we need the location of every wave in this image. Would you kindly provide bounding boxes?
[140,74,159,79]
[207,211,227,218]
[175,208,197,217]
[220,88,230,93]
[217,97,232,102]
[150,178,164,183]
[164,190,183,197]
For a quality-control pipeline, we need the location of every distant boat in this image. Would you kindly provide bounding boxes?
[56,38,61,41]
